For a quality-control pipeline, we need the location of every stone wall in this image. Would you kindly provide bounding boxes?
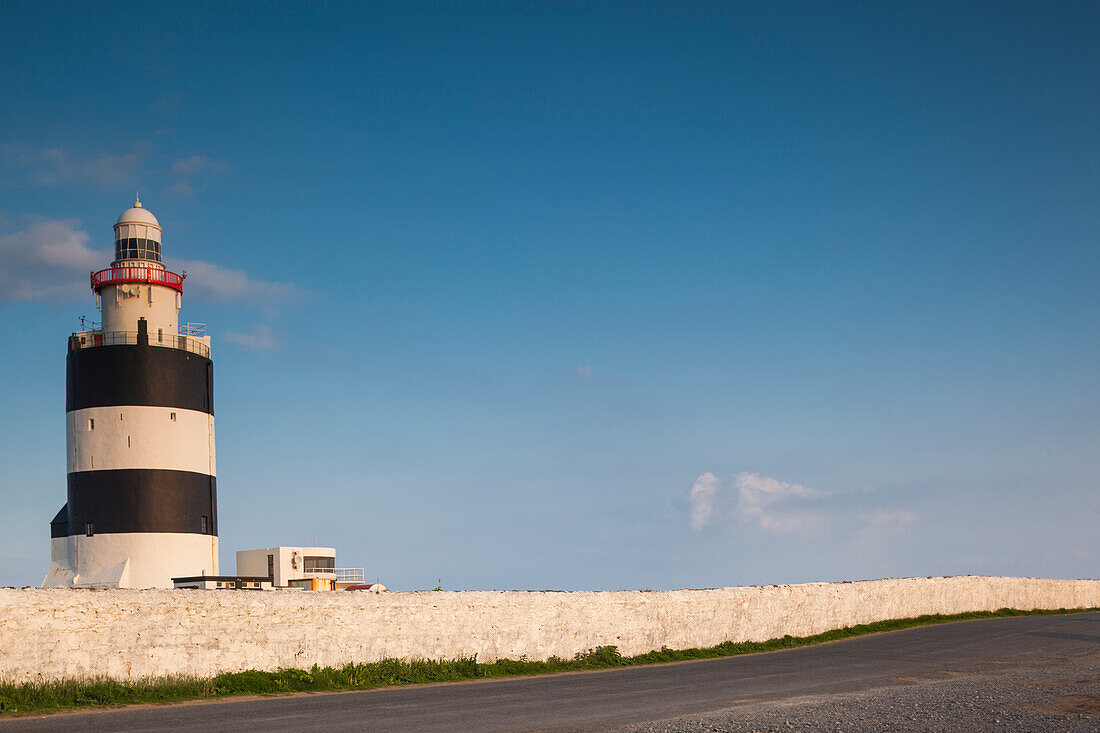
[1,576,1097,683]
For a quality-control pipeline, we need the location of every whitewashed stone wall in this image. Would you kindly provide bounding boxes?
[0,576,1096,683]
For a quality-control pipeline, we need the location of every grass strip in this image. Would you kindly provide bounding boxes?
[1,606,1095,716]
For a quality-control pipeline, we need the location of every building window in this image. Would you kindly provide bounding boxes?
[158,328,163,343]
[267,554,274,578]
[304,556,335,572]
[85,522,94,537]
[201,515,208,534]
[170,412,176,421]
[88,418,94,430]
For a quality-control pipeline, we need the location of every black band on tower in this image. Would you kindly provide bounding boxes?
[67,345,213,414]
[66,469,218,536]
[51,505,69,538]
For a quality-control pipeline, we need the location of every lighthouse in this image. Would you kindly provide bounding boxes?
[43,198,218,589]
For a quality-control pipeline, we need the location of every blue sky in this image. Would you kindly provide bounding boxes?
[1,2,1097,589]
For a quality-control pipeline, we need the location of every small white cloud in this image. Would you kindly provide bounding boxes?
[170,155,228,177]
[688,472,720,530]
[575,365,593,379]
[736,472,827,535]
[223,324,278,350]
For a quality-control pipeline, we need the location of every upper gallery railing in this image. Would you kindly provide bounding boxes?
[69,329,210,358]
[91,266,185,293]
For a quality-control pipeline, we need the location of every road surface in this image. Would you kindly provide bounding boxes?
[3,612,1097,731]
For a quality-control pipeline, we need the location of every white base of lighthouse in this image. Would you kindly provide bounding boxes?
[43,533,219,589]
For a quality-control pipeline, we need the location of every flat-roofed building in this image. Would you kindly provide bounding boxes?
[236,546,365,589]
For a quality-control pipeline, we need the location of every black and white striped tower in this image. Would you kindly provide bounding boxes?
[43,198,218,589]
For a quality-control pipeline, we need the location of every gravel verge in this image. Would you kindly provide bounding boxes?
[619,650,1099,732]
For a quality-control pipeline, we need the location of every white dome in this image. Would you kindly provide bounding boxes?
[115,196,161,228]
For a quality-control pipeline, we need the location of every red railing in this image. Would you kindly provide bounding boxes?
[91,266,185,293]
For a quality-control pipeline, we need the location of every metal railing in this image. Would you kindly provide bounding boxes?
[305,568,365,584]
[91,266,184,293]
[70,330,210,358]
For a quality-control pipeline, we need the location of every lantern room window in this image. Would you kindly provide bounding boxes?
[114,236,162,263]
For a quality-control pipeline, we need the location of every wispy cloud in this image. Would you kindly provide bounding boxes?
[174,258,302,309]
[170,155,228,177]
[684,472,917,536]
[1,143,149,187]
[170,181,195,198]
[0,218,109,302]
[575,365,593,380]
[1,143,228,197]
[167,155,228,197]
[223,324,279,350]
[0,218,302,309]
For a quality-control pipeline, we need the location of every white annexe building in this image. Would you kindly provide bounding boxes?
[236,547,366,590]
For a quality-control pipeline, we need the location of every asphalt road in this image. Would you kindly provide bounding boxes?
[3,612,1097,732]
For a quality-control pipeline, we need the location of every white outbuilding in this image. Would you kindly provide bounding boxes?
[236,546,366,590]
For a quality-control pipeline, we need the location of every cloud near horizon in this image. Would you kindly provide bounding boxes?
[685,472,917,537]
[688,471,828,534]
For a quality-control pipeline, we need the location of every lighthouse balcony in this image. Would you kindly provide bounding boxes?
[70,329,211,358]
[91,265,185,293]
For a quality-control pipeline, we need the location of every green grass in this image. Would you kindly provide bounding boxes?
[1,606,1094,716]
